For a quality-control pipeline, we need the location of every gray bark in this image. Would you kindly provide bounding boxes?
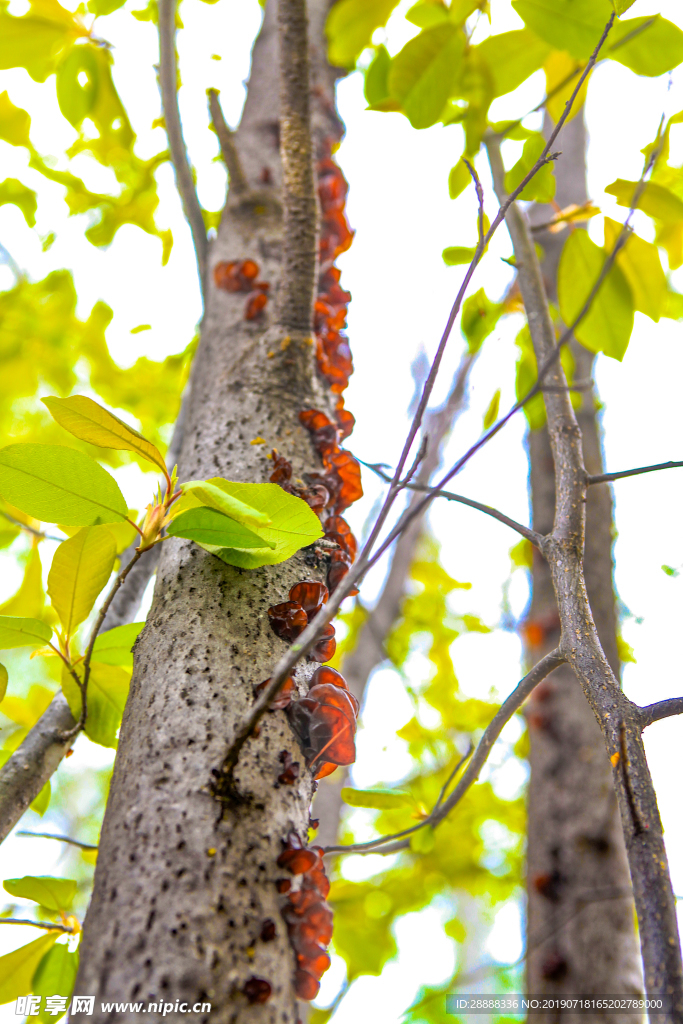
[73,2,341,1020]
[524,113,642,1012]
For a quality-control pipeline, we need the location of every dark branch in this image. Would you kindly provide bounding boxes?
[17,830,98,851]
[639,698,683,730]
[588,461,683,486]
[158,0,208,293]
[0,918,74,933]
[360,459,541,546]
[323,650,564,855]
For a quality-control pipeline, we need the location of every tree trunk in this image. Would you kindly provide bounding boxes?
[524,113,642,1013]
[73,3,342,1020]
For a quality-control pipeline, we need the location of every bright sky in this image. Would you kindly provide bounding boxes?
[0,0,682,1020]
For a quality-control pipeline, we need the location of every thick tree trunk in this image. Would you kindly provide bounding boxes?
[524,114,642,1013]
[73,3,341,1020]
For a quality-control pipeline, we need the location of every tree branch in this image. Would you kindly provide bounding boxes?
[323,650,565,854]
[486,122,683,1013]
[17,830,98,851]
[158,0,208,293]
[639,699,683,730]
[207,88,249,197]
[360,460,541,546]
[588,460,683,486]
[0,692,76,845]
[0,918,74,933]
[277,0,317,333]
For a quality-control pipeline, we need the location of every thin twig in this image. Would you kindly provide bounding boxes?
[207,88,249,196]
[432,742,473,814]
[158,0,208,293]
[0,918,73,933]
[359,459,541,546]
[639,698,683,730]
[588,460,683,486]
[17,830,98,851]
[323,650,564,854]
[0,511,64,544]
[62,548,144,739]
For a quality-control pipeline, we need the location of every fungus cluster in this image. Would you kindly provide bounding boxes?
[213,257,270,320]
[244,145,361,1006]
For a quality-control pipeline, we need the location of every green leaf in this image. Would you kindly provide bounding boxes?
[604,217,667,322]
[0,0,87,84]
[176,481,272,529]
[47,526,116,637]
[662,287,683,320]
[62,662,130,747]
[0,616,52,650]
[326,0,400,68]
[504,131,555,203]
[91,622,144,667]
[167,507,274,550]
[43,395,167,476]
[512,0,612,60]
[442,245,476,266]
[0,178,37,226]
[460,288,504,353]
[56,44,99,127]
[609,17,683,77]
[341,787,413,809]
[388,24,465,129]
[612,0,636,12]
[0,934,59,1005]
[178,480,323,569]
[0,444,128,526]
[482,390,500,430]
[33,943,79,1023]
[474,29,550,99]
[364,45,391,106]
[448,158,472,200]
[406,1,449,29]
[410,825,435,852]
[0,91,31,146]
[0,663,7,702]
[605,178,683,223]
[558,228,634,360]
[3,876,76,912]
[87,0,127,16]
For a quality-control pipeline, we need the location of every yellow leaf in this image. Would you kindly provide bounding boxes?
[1,685,54,728]
[482,389,500,430]
[0,933,59,1004]
[42,395,167,476]
[544,50,591,126]
[0,663,7,701]
[0,547,45,619]
[47,526,116,638]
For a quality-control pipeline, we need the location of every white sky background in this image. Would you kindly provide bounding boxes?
[0,0,683,1020]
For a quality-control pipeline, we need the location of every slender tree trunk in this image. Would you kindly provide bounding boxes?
[73,3,342,1020]
[524,113,642,1013]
